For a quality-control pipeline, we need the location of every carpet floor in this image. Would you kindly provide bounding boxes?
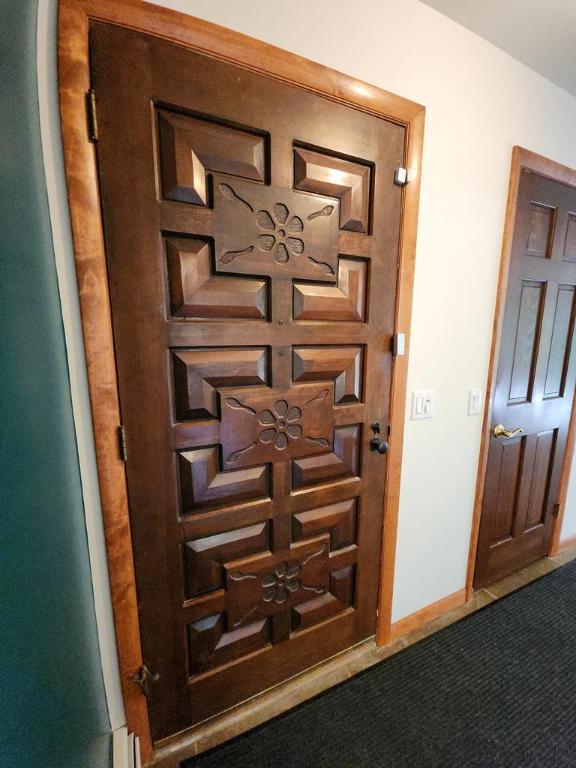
[185,561,576,767]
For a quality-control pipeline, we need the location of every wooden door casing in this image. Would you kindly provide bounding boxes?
[91,22,405,740]
[475,170,576,588]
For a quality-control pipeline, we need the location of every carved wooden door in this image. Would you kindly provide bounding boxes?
[91,23,404,739]
[475,170,576,587]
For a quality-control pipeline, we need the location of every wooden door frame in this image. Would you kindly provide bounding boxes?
[466,146,576,601]
[58,0,424,760]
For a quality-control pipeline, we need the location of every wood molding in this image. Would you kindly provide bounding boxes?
[58,0,424,761]
[376,107,425,645]
[389,588,467,642]
[552,532,576,556]
[550,398,576,557]
[466,147,576,599]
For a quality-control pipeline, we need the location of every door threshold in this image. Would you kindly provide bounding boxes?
[152,544,576,767]
[152,635,394,767]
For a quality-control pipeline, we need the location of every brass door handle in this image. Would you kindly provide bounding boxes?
[492,424,524,439]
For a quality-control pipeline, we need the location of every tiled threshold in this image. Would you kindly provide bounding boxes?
[152,546,576,767]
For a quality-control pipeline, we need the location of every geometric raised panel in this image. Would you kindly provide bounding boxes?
[544,286,575,399]
[291,564,355,632]
[219,384,334,469]
[179,447,269,513]
[166,238,267,319]
[508,280,545,404]
[292,498,357,550]
[211,177,340,282]
[184,522,270,598]
[293,346,364,404]
[525,202,555,259]
[293,258,367,322]
[172,347,268,421]
[187,613,270,675]
[564,213,576,263]
[157,110,266,205]
[292,425,361,489]
[294,147,371,233]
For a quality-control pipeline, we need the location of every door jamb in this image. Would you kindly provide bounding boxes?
[57,0,424,761]
[466,146,576,601]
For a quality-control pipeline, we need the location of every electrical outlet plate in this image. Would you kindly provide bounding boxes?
[411,390,434,420]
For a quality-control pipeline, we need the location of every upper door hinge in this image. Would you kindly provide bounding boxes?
[86,89,98,142]
[118,425,128,462]
[552,502,561,518]
[394,167,408,186]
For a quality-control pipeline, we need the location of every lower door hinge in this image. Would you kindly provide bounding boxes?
[86,89,98,142]
[118,425,128,462]
[552,502,561,518]
[133,664,159,698]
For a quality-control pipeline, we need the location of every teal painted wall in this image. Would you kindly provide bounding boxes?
[0,2,111,766]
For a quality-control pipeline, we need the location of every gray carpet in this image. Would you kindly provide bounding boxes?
[185,561,576,767]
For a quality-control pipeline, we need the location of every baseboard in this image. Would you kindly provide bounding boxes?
[552,533,576,556]
[113,727,141,768]
[389,588,467,642]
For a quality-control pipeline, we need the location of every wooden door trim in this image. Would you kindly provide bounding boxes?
[58,0,424,760]
[466,146,576,600]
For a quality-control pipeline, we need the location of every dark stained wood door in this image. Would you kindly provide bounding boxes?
[475,170,576,588]
[90,22,405,740]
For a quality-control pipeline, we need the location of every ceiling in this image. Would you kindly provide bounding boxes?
[421,0,576,97]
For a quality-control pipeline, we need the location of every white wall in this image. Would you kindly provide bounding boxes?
[141,0,573,620]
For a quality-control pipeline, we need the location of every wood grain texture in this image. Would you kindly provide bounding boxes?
[58,0,424,759]
[389,588,467,642]
[466,147,576,598]
[376,107,425,645]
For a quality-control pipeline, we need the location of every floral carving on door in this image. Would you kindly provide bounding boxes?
[219,385,334,468]
[212,177,340,281]
[226,539,329,628]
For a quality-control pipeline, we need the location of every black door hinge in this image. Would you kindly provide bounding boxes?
[86,89,98,142]
[117,425,127,462]
[133,665,159,698]
[552,502,561,518]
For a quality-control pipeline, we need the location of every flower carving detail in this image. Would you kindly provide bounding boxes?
[256,203,304,264]
[258,399,302,450]
[262,561,301,604]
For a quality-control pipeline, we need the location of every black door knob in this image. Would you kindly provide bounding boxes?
[370,437,389,454]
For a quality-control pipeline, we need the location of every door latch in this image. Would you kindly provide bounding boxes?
[392,332,406,356]
[133,665,159,698]
[394,167,408,186]
[370,422,389,454]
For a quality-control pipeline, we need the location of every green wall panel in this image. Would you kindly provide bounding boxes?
[0,2,112,766]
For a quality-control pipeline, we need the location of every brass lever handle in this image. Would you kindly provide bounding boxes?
[492,424,524,439]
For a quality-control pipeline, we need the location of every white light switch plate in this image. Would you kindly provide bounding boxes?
[411,389,434,420]
[468,388,482,416]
